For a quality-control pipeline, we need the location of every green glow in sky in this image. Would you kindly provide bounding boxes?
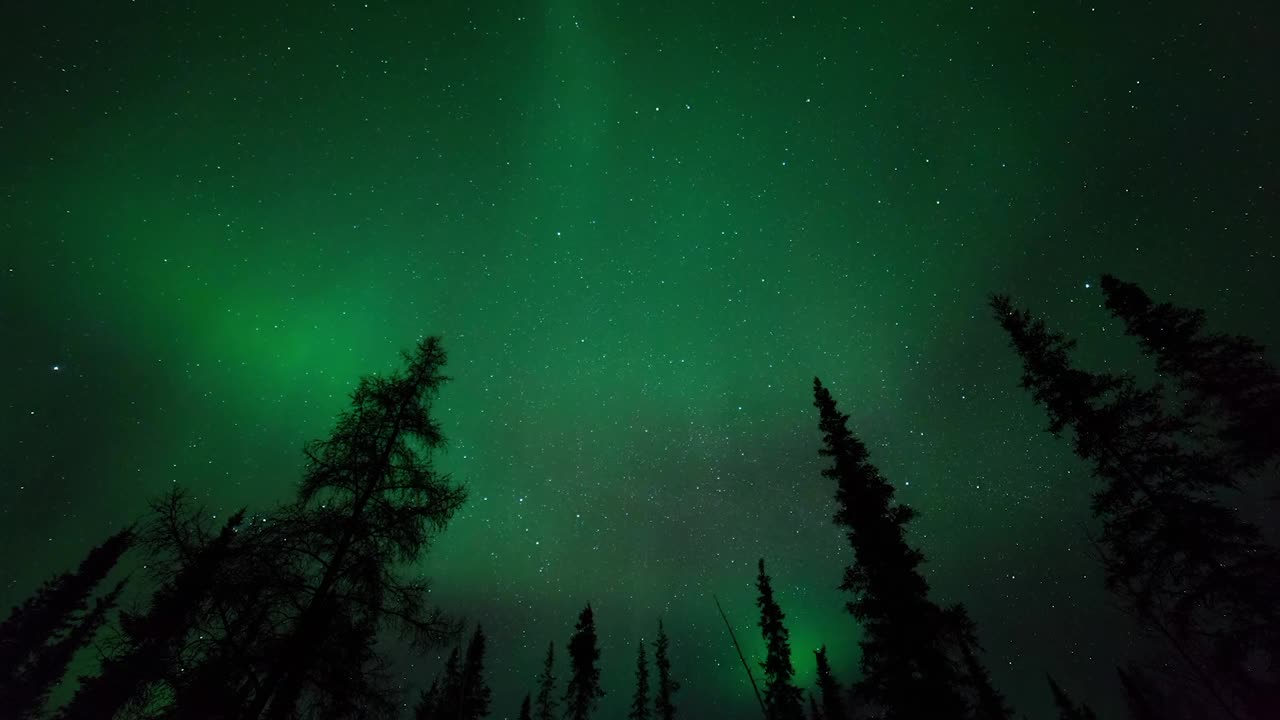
[3,1,1276,717]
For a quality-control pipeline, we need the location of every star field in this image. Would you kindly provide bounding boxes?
[2,1,1276,718]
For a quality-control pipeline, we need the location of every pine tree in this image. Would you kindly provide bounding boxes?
[755,559,805,720]
[5,581,125,720]
[1100,274,1280,475]
[629,641,650,720]
[992,293,1280,718]
[143,490,306,720]
[0,528,133,680]
[813,379,1006,719]
[535,641,558,720]
[813,646,846,720]
[56,512,245,720]
[958,630,1014,720]
[562,604,604,720]
[415,676,442,720]
[519,693,533,720]
[458,625,493,719]
[243,337,468,720]
[1046,674,1097,720]
[652,620,678,720]
[0,529,132,719]
[424,647,462,719]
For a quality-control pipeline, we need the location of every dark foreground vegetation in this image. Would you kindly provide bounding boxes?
[2,276,1276,720]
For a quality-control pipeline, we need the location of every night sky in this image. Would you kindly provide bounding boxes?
[2,1,1277,718]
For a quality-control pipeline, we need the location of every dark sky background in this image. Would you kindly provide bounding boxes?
[2,1,1277,718]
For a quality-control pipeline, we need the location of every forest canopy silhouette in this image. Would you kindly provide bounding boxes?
[2,277,1276,720]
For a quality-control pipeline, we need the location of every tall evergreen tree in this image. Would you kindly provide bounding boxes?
[958,631,1014,720]
[992,292,1280,719]
[519,693,533,720]
[415,676,443,720]
[4,581,125,720]
[420,647,461,720]
[1047,674,1098,720]
[0,529,132,719]
[0,528,133,680]
[629,640,650,720]
[755,559,804,720]
[243,337,468,720]
[813,646,846,720]
[562,604,604,720]
[1100,274,1280,475]
[56,512,245,720]
[535,641,558,720]
[458,625,493,719]
[652,620,679,720]
[813,379,1008,719]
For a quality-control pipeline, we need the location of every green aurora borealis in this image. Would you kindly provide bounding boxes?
[2,1,1276,717]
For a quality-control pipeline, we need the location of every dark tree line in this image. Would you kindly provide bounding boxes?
[2,274,1275,720]
[994,276,1280,719]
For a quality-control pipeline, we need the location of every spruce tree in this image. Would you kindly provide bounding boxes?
[813,646,846,720]
[535,641,558,720]
[459,625,493,719]
[0,528,133,680]
[629,640,650,720]
[519,693,533,720]
[813,379,1007,719]
[958,629,1014,720]
[415,676,442,720]
[1100,274,1280,475]
[0,529,132,719]
[1047,674,1097,720]
[652,620,678,720]
[243,337,468,720]
[755,559,804,720]
[562,604,604,720]
[424,646,462,719]
[56,512,245,720]
[992,292,1280,719]
[4,581,125,720]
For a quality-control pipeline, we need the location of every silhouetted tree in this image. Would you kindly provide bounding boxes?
[415,675,443,720]
[808,693,823,720]
[458,625,493,719]
[4,581,125,720]
[629,640,650,720]
[813,646,846,720]
[139,490,305,720]
[813,379,1008,719]
[420,647,461,720]
[755,559,804,720]
[243,337,468,720]
[562,604,604,720]
[1117,666,1164,720]
[0,529,132,719]
[1047,674,1097,720]
[535,641,558,720]
[519,693,533,720]
[959,631,1014,720]
[0,528,133,679]
[56,512,245,720]
[1100,274,1280,476]
[992,291,1280,719]
[653,620,678,720]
